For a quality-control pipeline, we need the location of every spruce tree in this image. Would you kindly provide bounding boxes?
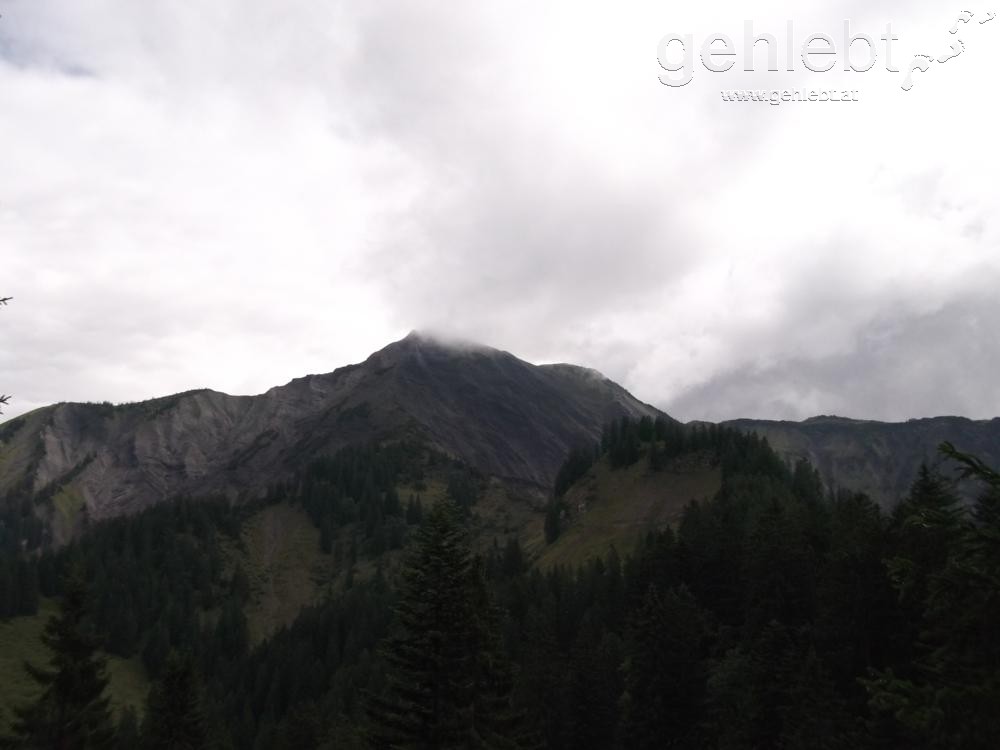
[867,446,1000,748]
[113,708,139,750]
[7,562,116,749]
[543,499,561,544]
[886,464,962,610]
[567,620,622,750]
[366,499,521,749]
[142,651,210,750]
[621,585,705,749]
[648,437,664,472]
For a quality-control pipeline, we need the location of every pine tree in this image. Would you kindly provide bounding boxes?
[142,621,171,679]
[553,446,596,498]
[621,585,706,749]
[320,514,335,554]
[566,620,622,750]
[406,496,424,526]
[15,559,39,616]
[648,437,664,471]
[0,557,16,618]
[113,708,139,750]
[791,458,825,506]
[142,651,210,750]
[543,499,561,545]
[866,446,1000,748]
[501,538,524,579]
[885,463,962,613]
[637,416,654,443]
[366,499,521,749]
[743,496,816,637]
[6,562,116,749]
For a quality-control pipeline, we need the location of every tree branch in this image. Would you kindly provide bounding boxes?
[1,296,9,413]
[939,441,1000,489]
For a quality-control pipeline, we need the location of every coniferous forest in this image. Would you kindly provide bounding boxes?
[1,421,998,749]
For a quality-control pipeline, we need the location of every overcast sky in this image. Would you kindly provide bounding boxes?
[2,1,998,423]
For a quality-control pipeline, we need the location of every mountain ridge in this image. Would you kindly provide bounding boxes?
[3,333,999,539]
[0,333,661,538]
[726,414,1000,506]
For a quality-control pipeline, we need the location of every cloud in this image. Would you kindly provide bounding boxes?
[666,284,1000,421]
[1,0,998,423]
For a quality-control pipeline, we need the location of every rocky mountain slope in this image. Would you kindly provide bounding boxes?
[4,332,999,537]
[0,333,661,528]
[727,415,1000,507]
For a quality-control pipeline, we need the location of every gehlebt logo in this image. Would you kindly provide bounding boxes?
[656,11,997,97]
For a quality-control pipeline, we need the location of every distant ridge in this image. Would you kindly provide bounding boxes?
[727,415,1000,506]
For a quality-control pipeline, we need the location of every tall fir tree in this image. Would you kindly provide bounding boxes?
[6,562,116,749]
[142,651,211,750]
[543,499,561,545]
[885,464,963,614]
[866,446,1000,749]
[621,585,706,749]
[366,499,522,749]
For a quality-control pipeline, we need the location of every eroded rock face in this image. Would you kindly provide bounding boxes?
[727,415,1000,507]
[0,333,662,525]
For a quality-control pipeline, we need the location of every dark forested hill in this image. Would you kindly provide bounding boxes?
[0,332,660,539]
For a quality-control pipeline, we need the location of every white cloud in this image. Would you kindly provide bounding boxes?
[1,1,998,422]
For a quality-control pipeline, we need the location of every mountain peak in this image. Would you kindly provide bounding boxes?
[1,334,663,528]
[367,331,511,370]
[398,329,498,353]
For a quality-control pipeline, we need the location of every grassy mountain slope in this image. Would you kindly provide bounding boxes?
[538,448,721,568]
[222,504,340,646]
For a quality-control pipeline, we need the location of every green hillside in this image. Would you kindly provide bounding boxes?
[0,599,149,732]
[222,503,340,645]
[538,449,721,568]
